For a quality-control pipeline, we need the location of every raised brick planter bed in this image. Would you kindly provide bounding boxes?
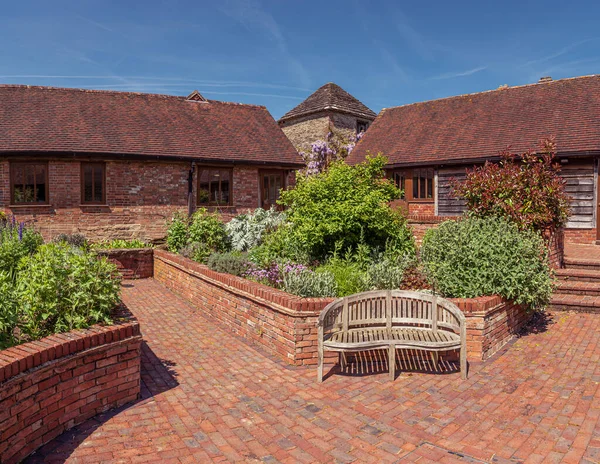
[0,308,142,464]
[154,250,531,367]
[97,248,154,279]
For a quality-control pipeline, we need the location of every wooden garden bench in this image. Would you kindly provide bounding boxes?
[317,290,467,381]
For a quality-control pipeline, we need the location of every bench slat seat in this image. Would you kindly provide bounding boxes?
[317,290,467,382]
[325,327,461,350]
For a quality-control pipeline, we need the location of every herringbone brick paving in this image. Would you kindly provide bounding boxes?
[27,279,600,463]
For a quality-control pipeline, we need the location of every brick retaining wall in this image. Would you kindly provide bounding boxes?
[154,250,531,367]
[0,309,142,464]
[97,248,154,279]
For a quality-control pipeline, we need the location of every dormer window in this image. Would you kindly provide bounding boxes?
[356,120,369,133]
[186,90,207,102]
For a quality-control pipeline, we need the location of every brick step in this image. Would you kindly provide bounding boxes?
[563,257,600,271]
[549,294,600,313]
[555,268,600,283]
[554,280,600,296]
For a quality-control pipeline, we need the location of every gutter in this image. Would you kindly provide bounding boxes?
[0,150,304,168]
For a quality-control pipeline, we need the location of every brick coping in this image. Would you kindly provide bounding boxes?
[154,250,513,317]
[0,306,140,385]
[154,250,334,316]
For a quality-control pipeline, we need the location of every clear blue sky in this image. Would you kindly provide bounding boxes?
[1,0,600,119]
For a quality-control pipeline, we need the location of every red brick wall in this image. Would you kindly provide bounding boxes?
[408,215,460,245]
[153,250,332,366]
[408,202,435,215]
[453,296,530,361]
[97,248,154,279]
[153,250,531,367]
[0,159,290,242]
[0,313,141,464]
[564,227,596,245]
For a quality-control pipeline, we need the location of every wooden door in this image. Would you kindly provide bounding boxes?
[261,170,285,209]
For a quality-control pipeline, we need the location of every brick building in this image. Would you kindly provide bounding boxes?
[348,75,600,244]
[0,85,302,241]
[278,82,376,151]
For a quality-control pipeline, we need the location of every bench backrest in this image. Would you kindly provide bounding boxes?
[318,290,465,335]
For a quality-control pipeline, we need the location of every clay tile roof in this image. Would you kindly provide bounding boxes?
[0,85,302,166]
[348,75,600,167]
[278,82,376,123]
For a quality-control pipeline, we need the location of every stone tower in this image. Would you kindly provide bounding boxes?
[278,83,376,152]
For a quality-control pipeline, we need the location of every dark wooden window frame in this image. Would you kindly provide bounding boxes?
[197,166,234,207]
[80,162,107,205]
[10,161,50,205]
[356,120,369,133]
[390,168,434,202]
[260,169,286,209]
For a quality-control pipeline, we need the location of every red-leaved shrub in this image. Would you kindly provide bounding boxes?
[452,139,570,232]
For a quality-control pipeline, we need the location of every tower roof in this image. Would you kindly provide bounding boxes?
[279,82,376,123]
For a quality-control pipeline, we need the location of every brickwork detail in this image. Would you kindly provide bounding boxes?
[564,227,596,245]
[153,250,531,366]
[0,311,142,464]
[1,160,272,242]
[96,248,154,279]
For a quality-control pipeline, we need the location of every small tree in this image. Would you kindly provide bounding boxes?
[277,155,414,260]
[453,139,570,232]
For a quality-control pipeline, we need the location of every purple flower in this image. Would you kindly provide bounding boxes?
[18,222,24,241]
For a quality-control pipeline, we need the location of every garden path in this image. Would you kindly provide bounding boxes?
[28,279,600,463]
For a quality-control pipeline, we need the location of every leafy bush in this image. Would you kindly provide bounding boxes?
[453,139,570,232]
[166,212,189,253]
[53,233,89,249]
[282,268,337,298]
[366,256,409,291]
[316,257,369,297]
[0,219,43,278]
[277,155,415,261]
[248,224,312,267]
[226,207,286,252]
[0,243,121,349]
[207,252,252,277]
[91,238,151,250]
[166,209,229,262]
[421,217,553,307]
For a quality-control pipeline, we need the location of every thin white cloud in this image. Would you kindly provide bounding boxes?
[0,75,310,92]
[392,8,433,61]
[520,38,600,68]
[218,0,311,88]
[74,14,114,33]
[430,66,487,80]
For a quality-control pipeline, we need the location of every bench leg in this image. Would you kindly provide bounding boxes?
[339,352,347,371]
[389,345,396,381]
[431,351,439,367]
[460,347,467,380]
[317,349,324,383]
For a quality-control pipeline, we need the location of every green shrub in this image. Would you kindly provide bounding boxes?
[277,155,415,261]
[53,233,89,249]
[207,252,252,277]
[248,224,311,267]
[0,220,43,278]
[91,238,151,250]
[226,207,286,252]
[166,212,189,253]
[421,217,553,308]
[282,269,337,298]
[166,209,229,262]
[1,243,121,348]
[366,256,409,291]
[316,258,369,297]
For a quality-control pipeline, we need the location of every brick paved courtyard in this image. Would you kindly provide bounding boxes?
[28,279,600,463]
